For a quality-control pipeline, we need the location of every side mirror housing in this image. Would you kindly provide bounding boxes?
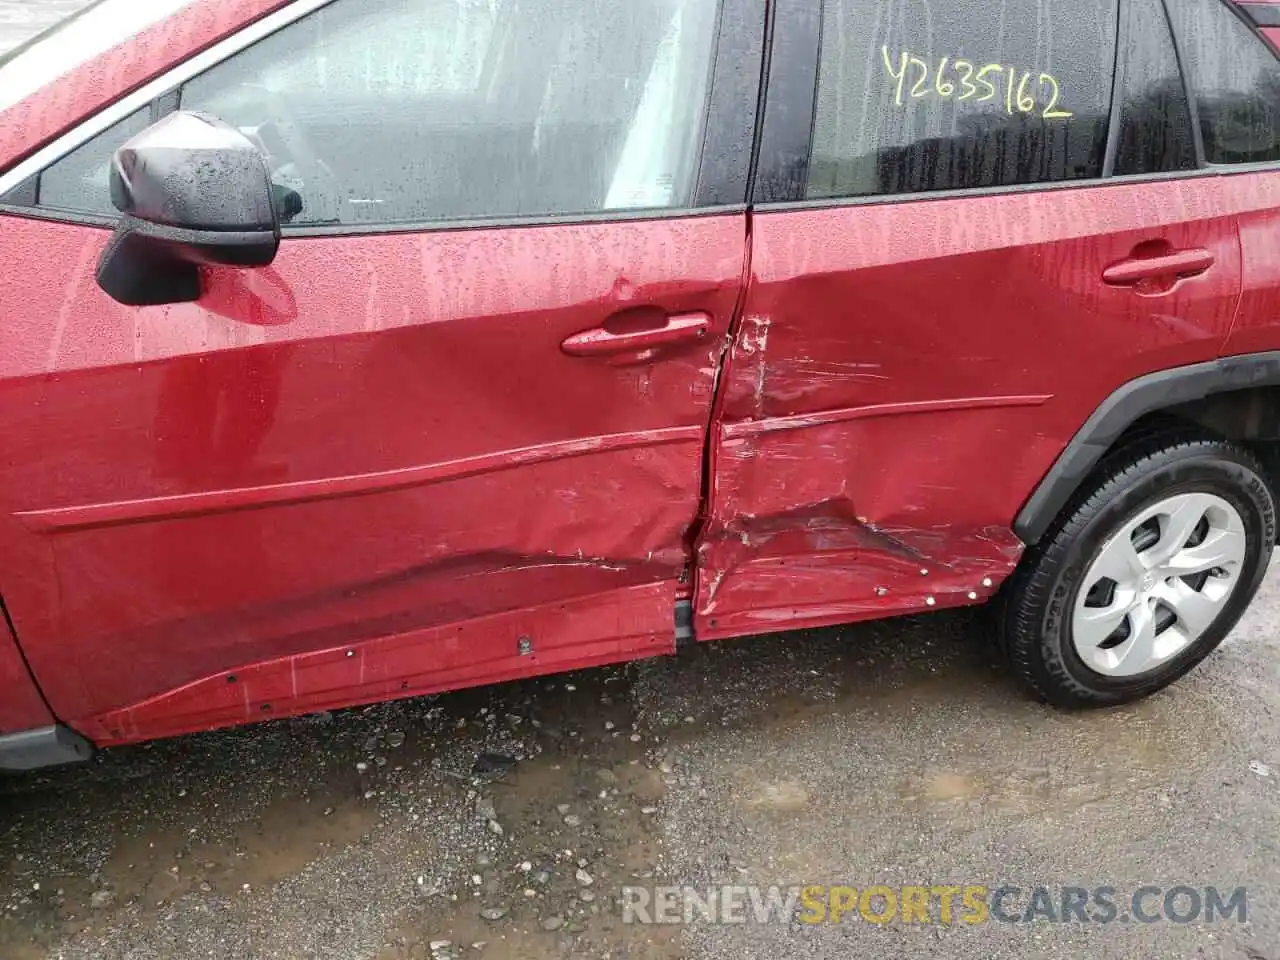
[96,111,281,307]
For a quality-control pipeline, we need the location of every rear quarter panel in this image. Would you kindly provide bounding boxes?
[696,173,1265,639]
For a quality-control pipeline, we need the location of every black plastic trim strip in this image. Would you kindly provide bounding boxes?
[1161,0,1208,167]
[280,204,748,238]
[674,598,695,648]
[0,202,747,238]
[743,0,777,199]
[1014,351,1280,543]
[1101,0,1128,179]
[0,203,115,228]
[153,89,180,122]
[1240,2,1280,27]
[0,725,93,772]
[694,0,766,206]
[751,0,822,203]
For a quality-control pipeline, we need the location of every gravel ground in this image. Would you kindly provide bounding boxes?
[2,4,1278,959]
[1,577,1278,960]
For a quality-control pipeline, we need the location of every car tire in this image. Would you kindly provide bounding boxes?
[1000,432,1276,708]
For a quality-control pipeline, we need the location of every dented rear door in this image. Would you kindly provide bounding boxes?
[696,0,1241,640]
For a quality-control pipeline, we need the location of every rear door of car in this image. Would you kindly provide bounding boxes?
[695,0,1248,640]
[1181,0,1280,359]
[0,0,762,743]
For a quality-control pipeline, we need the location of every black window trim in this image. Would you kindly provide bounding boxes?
[1102,0,1199,176]
[743,161,1280,216]
[1161,0,1208,168]
[753,0,1280,214]
[12,96,172,214]
[695,0,767,206]
[0,0,761,235]
[1100,0,1128,178]
[751,0,821,203]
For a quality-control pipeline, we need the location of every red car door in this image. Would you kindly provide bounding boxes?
[0,0,760,744]
[695,0,1247,640]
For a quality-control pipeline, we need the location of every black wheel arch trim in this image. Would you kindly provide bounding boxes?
[1014,350,1280,544]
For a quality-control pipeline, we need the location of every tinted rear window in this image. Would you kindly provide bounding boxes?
[1166,0,1280,164]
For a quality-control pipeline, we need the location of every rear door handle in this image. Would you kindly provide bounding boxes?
[1102,247,1215,286]
[561,310,710,358]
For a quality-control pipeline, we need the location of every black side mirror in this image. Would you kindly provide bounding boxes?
[96,111,281,307]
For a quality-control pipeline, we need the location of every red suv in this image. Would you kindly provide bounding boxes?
[3,0,1280,770]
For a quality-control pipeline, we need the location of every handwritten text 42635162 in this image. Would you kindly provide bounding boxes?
[881,47,1073,120]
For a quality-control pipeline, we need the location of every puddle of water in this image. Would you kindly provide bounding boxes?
[95,793,379,909]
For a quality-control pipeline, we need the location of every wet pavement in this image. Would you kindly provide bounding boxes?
[2,3,1279,959]
[2,577,1279,960]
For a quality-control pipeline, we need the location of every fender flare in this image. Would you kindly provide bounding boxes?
[1014,350,1280,544]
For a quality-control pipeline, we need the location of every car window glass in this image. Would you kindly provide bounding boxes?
[1112,0,1197,176]
[1165,0,1280,164]
[807,0,1119,200]
[179,0,719,227]
[35,107,152,215]
[0,0,196,113]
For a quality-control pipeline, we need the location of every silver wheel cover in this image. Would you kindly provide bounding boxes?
[1072,492,1248,678]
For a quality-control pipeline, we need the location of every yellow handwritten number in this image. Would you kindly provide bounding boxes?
[935,56,955,96]
[882,48,1071,120]
[954,60,976,100]
[882,46,908,105]
[1039,73,1072,118]
[909,56,930,97]
[975,64,1001,102]
[1016,71,1035,112]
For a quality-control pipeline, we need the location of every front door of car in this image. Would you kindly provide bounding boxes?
[695,0,1248,640]
[0,0,757,743]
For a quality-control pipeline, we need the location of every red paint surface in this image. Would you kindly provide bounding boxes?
[82,583,673,744]
[0,212,744,744]
[0,0,288,171]
[693,175,1259,640]
[1230,206,1280,361]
